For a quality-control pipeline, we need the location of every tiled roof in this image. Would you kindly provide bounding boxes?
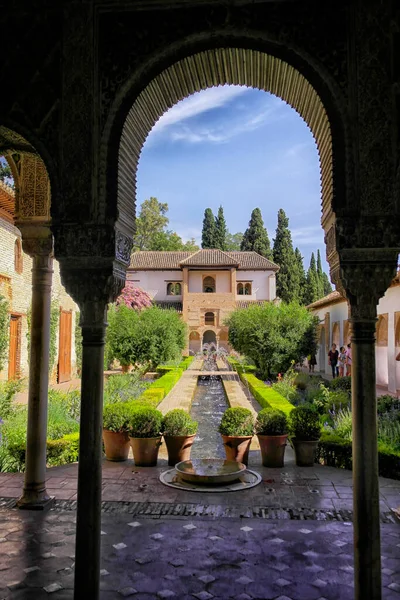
[153,301,182,313]
[130,252,192,270]
[229,251,279,271]
[130,250,279,271]
[180,249,239,267]
[307,291,344,309]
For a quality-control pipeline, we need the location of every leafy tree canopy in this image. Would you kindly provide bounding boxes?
[240,208,273,260]
[107,304,187,368]
[133,197,198,252]
[225,232,243,251]
[226,301,319,379]
[0,157,12,185]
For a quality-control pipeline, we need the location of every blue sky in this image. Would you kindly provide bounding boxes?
[137,85,328,272]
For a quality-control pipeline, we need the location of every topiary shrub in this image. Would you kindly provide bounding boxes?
[103,403,131,433]
[162,409,198,436]
[218,407,254,436]
[255,408,288,436]
[289,404,321,440]
[377,394,400,415]
[127,407,163,438]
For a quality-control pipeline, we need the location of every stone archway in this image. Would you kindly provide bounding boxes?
[203,329,217,349]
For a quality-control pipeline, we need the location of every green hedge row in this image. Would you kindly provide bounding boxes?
[316,433,400,480]
[227,357,257,374]
[156,356,194,375]
[239,372,294,416]
[6,432,80,472]
[138,367,184,407]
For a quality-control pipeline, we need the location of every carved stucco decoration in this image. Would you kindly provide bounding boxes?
[17,155,51,221]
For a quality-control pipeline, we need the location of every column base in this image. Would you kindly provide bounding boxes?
[17,490,54,511]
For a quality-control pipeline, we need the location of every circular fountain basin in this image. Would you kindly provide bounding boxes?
[175,458,246,485]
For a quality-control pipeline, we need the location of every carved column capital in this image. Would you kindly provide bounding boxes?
[16,223,54,259]
[337,251,398,320]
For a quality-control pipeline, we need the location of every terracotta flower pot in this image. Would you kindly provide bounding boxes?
[221,435,253,466]
[257,434,288,468]
[292,438,319,467]
[102,429,130,462]
[164,434,196,466]
[129,436,162,467]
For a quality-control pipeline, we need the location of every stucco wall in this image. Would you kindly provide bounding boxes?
[0,216,78,381]
[187,271,231,293]
[127,270,183,301]
[235,270,274,300]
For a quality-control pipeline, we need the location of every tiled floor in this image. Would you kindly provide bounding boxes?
[0,503,399,599]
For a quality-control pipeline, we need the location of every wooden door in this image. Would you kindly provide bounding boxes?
[58,309,72,383]
[8,315,20,380]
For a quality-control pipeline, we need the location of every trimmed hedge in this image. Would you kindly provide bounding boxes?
[316,432,400,480]
[239,372,294,416]
[156,356,194,375]
[5,432,80,472]
[136,367,184,407]
[227,357,257,374]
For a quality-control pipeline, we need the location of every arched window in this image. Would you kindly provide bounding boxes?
[167,282,181,295]
[203,276,215,293]
[237,283,244,295]
[205,312,215,325]
[244,283,252,295]
[14,239,23,274]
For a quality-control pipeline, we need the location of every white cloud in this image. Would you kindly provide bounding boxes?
[291,225,325,246]
[151,86,249,133]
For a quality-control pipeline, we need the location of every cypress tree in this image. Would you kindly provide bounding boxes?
[322,272,333,296]
[272,209,297,303]
[294,247,307,304]
[316,249,325,298]
[214,205,227,250]
[201,208,216,249]
[240,208,273,260]
[304,252,319,305]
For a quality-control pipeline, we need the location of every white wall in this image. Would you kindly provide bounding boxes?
[217,272,230,293]
[127,270,182,301]
[188,271,202,293]
[188,271,231,293]
[236,270,274,301]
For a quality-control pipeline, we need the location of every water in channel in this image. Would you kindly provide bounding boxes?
[190,357,229,459]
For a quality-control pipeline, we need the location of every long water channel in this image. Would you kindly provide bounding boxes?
[190,358,229,459]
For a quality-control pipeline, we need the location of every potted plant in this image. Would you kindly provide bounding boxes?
[102,403,131,461]
[255,408,288,468]
[162,409,198,466]
[218,407,254,466]
[289,404,321,466]
[127,407,163,466]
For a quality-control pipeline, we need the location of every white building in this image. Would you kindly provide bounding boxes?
[128,249,278,353]
[309,273,400,394]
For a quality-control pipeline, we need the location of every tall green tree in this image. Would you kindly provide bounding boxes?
[316,249,325,298]
[241,208,273,260]
[201,208,216,248]
[272,209,297,302]
[225,232,243,251]
[134,197,169,250]
[322,272,333,296]
[214,205,227,250]
[304,252,319,305]
[293,247,307,304]
[149,230,199,251]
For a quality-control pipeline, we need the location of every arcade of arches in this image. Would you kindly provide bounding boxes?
[1,3,400,599]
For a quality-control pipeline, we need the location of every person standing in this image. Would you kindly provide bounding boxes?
[308,353,317,373]
[346,343,352,376]
[328,343,339,378]
[338,346,347,377]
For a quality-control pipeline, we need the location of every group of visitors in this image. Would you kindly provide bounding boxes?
[328,343,352,379]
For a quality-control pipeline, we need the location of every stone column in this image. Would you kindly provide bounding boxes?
[17,232,53,509]
[387,311,396,394]
[349,300,381,600]
[73,299,108,600]
[230,267,236,296]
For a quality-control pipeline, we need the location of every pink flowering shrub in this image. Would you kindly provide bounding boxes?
[115,284,152,311]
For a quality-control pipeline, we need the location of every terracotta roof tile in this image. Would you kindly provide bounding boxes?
[180,249,239,267]
[0,180,15,218]
[307,290,344,309]
[130,250,279,271]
